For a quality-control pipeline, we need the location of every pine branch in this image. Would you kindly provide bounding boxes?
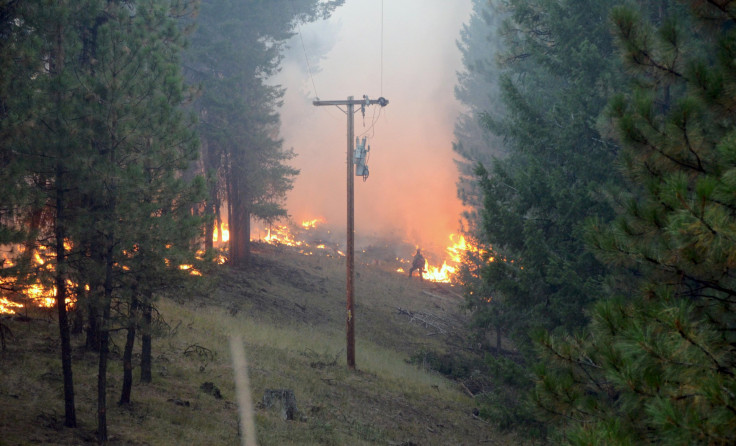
[673,319,733,377]
[704,0,736,22]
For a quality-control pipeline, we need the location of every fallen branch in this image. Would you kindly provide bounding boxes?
[396,306,460,335]
[183,344,216,361]
[460,382,475,398]
[421,290,447,300]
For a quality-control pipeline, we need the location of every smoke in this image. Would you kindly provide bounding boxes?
[276,0,473,256]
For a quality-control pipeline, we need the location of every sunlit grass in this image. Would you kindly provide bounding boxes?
[159,298,453,395]
[1,249,518,445]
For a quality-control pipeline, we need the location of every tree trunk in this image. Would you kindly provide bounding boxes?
[119,297,139,405]
[56,177,77,428]
[140,296,153,383]
[52,14,77,429]
[97,308,109,443]
[228,172,249,265]
[97,237,114,443]
[243,208,251,261]
[70,284,85,335]
[203,180,217,252]
[204,206,214,251]
[86,297,101,351]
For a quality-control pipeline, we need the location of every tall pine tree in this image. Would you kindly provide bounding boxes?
[534,1,736,443]
[66,1,203,440]
[184,0,342,265]
[465,0,637,434]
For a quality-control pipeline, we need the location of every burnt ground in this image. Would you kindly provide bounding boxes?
[0,242,522,445]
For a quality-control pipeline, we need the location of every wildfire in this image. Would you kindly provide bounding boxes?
[301,218,324,230]
[446,233,483,262]
[422,260,458,283]
[213,223,230,243]
[0,297,23,314]
[263,225,303,247]
[396,233,481,283]
[179,264,202,276]
[1,244,80,315]
[0,277,77,315]
[1,226,227,315]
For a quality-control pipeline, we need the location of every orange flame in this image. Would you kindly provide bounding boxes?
[0,296,23,314]
[179,264,202,276]
[399,233,483,283]
[301,218,324,230]
[213,223,230,243]
[263,225,303,247]
[422,260,457,283]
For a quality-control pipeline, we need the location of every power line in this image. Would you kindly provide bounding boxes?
[380,0,384,96]
[298,26,319,100]
[357,105,382,138]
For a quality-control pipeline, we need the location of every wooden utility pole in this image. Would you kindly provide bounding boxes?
[313,95,389,370]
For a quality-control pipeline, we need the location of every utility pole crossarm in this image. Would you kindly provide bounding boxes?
[313,97,389,107]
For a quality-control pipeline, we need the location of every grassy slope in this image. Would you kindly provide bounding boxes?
[0,244,519,445]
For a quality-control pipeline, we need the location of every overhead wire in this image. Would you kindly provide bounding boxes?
[296,24,319,101]
[357,105,382,138]
[380,0,384,97]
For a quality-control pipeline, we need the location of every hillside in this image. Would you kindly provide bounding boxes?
[0,243,520,445]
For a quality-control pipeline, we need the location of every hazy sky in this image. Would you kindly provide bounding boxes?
[276,0,473,254]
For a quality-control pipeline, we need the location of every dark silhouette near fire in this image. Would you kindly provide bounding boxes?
[408,249,426,279]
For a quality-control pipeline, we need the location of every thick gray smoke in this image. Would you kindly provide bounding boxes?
[275,0,473,255]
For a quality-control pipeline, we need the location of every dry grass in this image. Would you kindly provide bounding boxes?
[0,244,521,445]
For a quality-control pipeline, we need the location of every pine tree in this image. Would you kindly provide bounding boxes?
[184,0,342,265]
[23,1,89,428]
[476,0,627,346]
[453,0,507,216]
[534,1,736,443]
[52,0,203,439]
[1,1,204,437]
[466,0,637,435]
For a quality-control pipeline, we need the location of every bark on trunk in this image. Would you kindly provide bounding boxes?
[69,285,84,335]
[228,172,250,265]
[56,191,77,428]
[119,297,139,405]
[140,297,153,383]
[52,15,77,429]
[86,298,101,351]
[97,238,114,443]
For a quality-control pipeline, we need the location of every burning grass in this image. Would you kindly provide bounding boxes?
[0,244,520,445]
[0,216,480,316]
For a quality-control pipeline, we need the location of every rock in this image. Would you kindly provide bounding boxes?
[167,398,190,407]
[262,389,298,421]
[200,381,223,399]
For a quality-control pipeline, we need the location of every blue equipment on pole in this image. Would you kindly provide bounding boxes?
[354,136,370,179]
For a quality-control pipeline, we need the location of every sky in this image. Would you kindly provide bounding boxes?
[275,0,473,254]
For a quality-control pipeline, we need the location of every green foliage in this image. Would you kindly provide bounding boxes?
[0,0,207,437]
[184,0,342,263]
[409,348,475,380]
[463,0,695,439]
[453,0,508,217]
[534,1,736,443]
[472,0,627,353]
[479,353,545,435]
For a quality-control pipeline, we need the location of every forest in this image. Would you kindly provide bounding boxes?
[1,0,735,445]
